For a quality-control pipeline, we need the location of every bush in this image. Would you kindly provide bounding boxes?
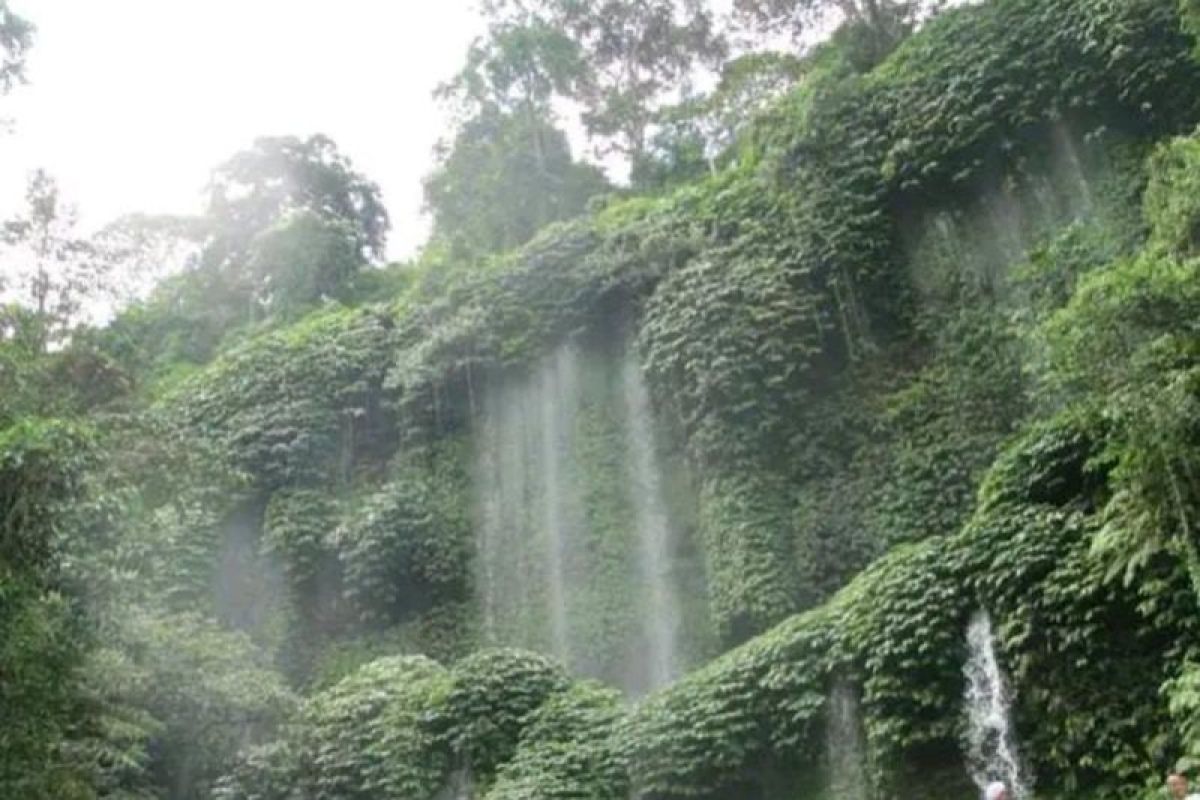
[427,649,571,780]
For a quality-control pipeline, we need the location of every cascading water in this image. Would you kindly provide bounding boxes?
[621,349,682,691]
[981,185,1027,268]
[538,345,578,661]
[475,344,583,662]
[1051,119,1094,212]
[474,338,693,693]
[434,769,473,800]
[214,501,287,642]
[825,679,871,800]
[964,611,1030,799]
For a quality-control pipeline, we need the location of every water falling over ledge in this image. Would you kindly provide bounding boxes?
[964,611,1030,799]
[537,344,580,662]
[622,347,683,691]
[475,343,583,664]
[473,338,696,694]
[825,678,871,800]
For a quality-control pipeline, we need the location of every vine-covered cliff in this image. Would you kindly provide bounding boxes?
[6,0,1200,798]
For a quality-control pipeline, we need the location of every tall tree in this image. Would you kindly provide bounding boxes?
[441,17,586,117]
[91,213,204,301]
[562,0,727,160]
[424,104,609,258]
[0,0,33,95]
[0,419,96,798]
[205,134,390,269]
[633,51,806,188]
[0,170,111,352]
[439,19,591,187]
[245,210,365,315]
[732,0,944,66]
[196,134,387,322]
[464,0,727,165]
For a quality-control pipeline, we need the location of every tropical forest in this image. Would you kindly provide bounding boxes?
[5,0,1200,797]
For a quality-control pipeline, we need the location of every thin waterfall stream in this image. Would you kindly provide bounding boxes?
[826,679,871,800]
[964,611,1030,799]
[475,344,583,663]
[474,339,693,694]
[537,345,578,662]
[622,348,683,691]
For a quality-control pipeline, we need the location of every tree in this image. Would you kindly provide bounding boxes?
[0,170,111,352]
[136,135,388,341]
[103,612,296,800]
[245,210,365,315]
[205,134,389,268]
[732,0,944,67]
[0,419,94,798]
[440,17,586,118]
[567,0,728,160]
[464,0,727,165]
[90,213,204,302]
[1040,132,1200,606]
[632,51,806,188]
[423,105,609,258]
[0,0,33,95]
[440,16,591,182]
[436,16,605,241]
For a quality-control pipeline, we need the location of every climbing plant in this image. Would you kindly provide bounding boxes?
[426,649,572,782]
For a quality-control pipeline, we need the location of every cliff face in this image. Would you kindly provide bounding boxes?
[79,1,1200,797]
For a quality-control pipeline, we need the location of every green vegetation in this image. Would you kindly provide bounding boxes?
[0,0,32,92]
[6,0,1200,797]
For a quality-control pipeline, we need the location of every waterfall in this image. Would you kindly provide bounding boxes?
[434,769,473,800]
[476,366,522,646]
[475,344,582,663]
[474,338,694,693]
[538,345,578,661]
[981,186,1026,270]
[825,679,871,800]
[964,611,1030,799]
[215,501,286,645]
[622,349,682,692]
[476,393,500,642]
[1051,119,1093,213]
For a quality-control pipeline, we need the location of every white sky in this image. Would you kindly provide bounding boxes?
[0,0,486,261]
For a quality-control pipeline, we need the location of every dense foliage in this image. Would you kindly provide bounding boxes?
[7,0,1200,797]
[0,420,94,797]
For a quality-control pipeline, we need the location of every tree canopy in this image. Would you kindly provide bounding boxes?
[424,105,610,258]
[0,0,32,94]
[1,171,111,352]
[7,1,1200,798]
[450,0,727,166]
[205,134,390,267]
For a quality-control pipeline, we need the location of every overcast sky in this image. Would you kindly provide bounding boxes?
[0,0,486,260]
